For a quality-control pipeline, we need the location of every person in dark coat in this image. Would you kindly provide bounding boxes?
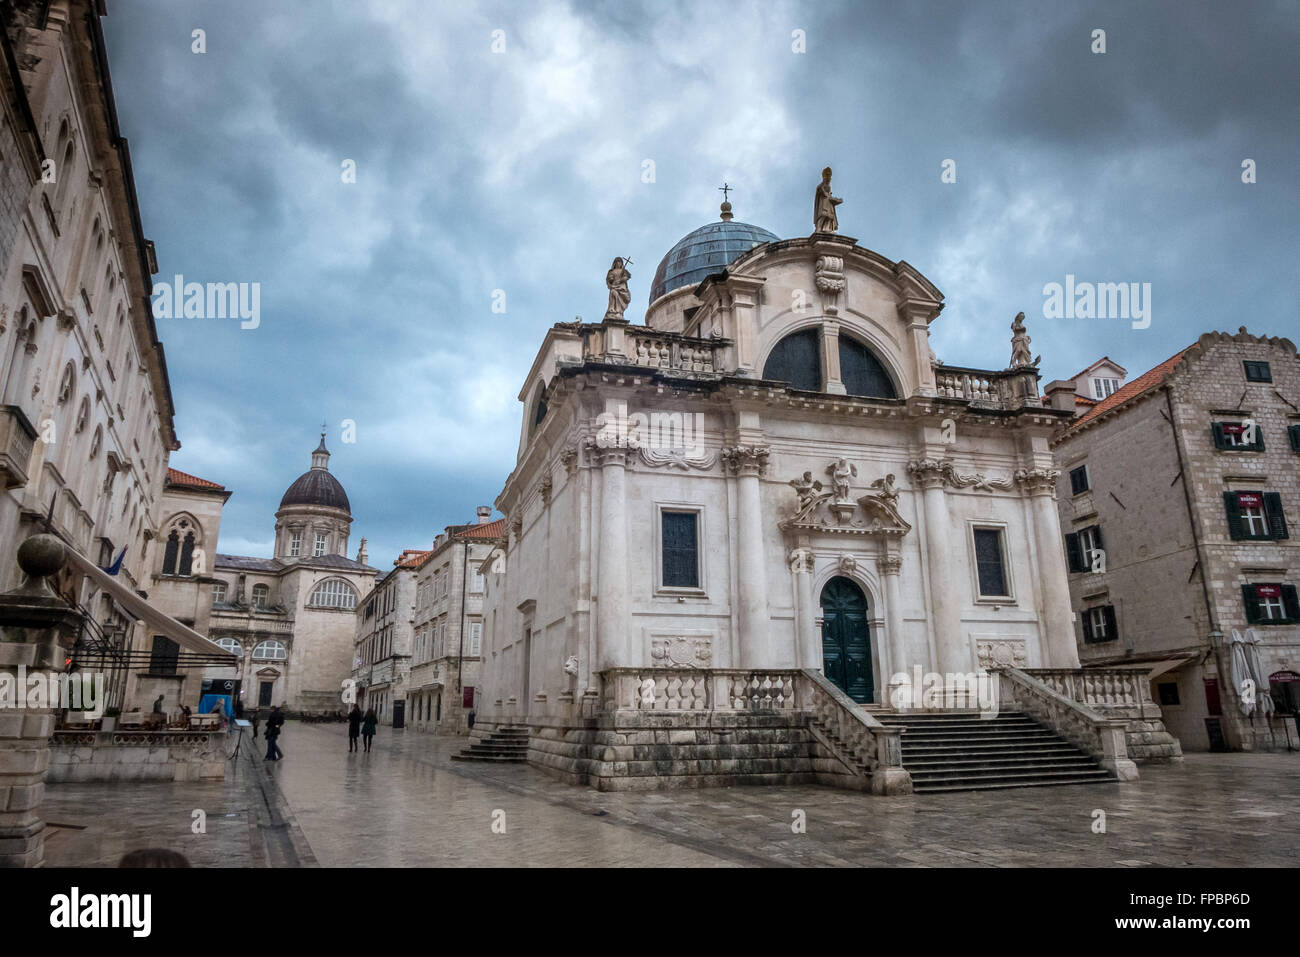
[347,705,363,752]
[361,708,378,753]
[264,705,285,761]
[251,709,259,739]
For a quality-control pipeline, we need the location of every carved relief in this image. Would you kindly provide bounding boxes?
[721,444,770,477]
[814,255,846,315]
[650,636,713,668]
[1014,467,1061,495]
[559,446,578,476]
[837,554,857,575]
[976,638,1028,671]
[907,459,1014,492]
[638,446,716,471]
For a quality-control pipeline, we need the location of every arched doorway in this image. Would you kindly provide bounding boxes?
[820,577,873,703]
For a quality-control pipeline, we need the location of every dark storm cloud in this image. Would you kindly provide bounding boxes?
[100,0,1300,566]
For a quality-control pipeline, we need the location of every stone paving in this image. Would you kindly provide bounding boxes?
[40,719,1300,867]
[268,721,1300,867]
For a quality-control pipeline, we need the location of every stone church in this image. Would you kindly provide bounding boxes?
[471,171,1147,793]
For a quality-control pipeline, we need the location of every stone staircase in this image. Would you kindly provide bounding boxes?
[451,727,529,763]
[873,711,1116,793]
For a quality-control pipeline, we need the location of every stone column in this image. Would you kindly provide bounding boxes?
[1016,467,1080,668]
[591,443,630,671]
[790,546,819,670]
[908,459,965,675]
[878,552,906,700]
[724,445,771,668]
[0,535,81,868]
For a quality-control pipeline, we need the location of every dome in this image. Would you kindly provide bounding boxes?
[278,434,351,512]
[649,217,779,305]
[279,470,351,512]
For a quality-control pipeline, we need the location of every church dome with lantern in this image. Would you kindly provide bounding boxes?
[648,200,778,306]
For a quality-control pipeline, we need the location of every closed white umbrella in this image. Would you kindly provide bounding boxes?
[1244,628,1276,718]
[1228,629,1257,716]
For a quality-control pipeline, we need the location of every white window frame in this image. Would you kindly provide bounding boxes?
[1257,588,1286,622]
[252,639,287,661]
[1087,606,1110,640]
[289,530,301,557]
[967,520,1015,602]
[314,532,327,557]
[251,583,270,610]
[468,621,483,656]
[1241,501,1268,537]
[653,502,707,597]
[1078,526,1102,571]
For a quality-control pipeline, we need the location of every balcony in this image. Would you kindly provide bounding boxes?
[0,405,37,489]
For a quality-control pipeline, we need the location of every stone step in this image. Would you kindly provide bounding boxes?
[450,753,528,763]
[909,765,1113,785]
[914,773,1117,794]
[905,755,1100,772]
[902,743,1081,758]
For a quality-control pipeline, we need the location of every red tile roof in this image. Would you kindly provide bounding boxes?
[394,549,431,568]
[1069,348,1190,429]
[166,467,225,490]
[453,518,506,540]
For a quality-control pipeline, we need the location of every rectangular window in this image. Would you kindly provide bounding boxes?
[1212,420,1264,451]
[1067,525,1105,573]
[1069,464,1090,496]
[314,532,326,557]
[211,582,227,604]
[149,635,179,675]
[1224,491,1288,541]
[1242,583,1300,624]
[973,527,1009,597]
[469,622,482,656]
[1081,605,1118,644]
[1290,424,1300,452]
[661,511,700,588]
[1157,682,1180,706]
[290,530,301,557]
[1243,360,1272,382]
[471,570,485,592]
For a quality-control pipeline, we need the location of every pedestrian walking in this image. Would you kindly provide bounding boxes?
[265,704,285,761]
[347,704,363,753]
[361,707,378,753]
[251,709,260,739]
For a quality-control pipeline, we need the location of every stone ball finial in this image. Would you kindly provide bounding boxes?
[18,534,66,580]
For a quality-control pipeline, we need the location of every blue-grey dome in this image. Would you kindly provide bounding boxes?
[649,219,779,304]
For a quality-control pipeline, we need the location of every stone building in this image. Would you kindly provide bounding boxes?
[470,177,1147,793]
[407,508,500,735]
[0,2,234,700]
[207,434,377,714]
[1048,328,1300,753]
[352,549,424,726]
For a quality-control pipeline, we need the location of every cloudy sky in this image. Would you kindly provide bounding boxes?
[101,0,1298,568]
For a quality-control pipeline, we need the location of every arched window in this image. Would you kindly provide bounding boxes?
[839,335,897,399]
[162,530,179,575]
[529,383,547,436]
[252,639,287,661]
[75,396,90,433]
[57,363,75,404]
[215,637,242,656]
[251,584,270,609]
[178,532,195,576]
[763,329,822,391]
[89,425,102,460]
[309,578,357,610]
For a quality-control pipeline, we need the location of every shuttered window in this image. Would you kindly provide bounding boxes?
[1289,424,1300,452]
[1069,465,1090,495]
[1242,583,1300,624]
[661,511,700,588]
[1243,360,1272,382]
[973,528,1008,597]
[1212,421,1265,451]
[1064,525,1104,573]
[1081,605,1119,644]
[1224,491,1288,540]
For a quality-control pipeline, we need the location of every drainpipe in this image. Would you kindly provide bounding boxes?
[455,536,469,727]
[1165,386,1228,734]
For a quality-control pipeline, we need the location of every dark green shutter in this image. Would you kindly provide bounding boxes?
[1283,585,1300,623]
[1212,422,1227,449]
[662,511,699,588]
[1242,585,1261,624]
[1065,532,1083,573]
[1224,492,1244,540]
[1252,425,1266,452]
[1092,524,1105,551]
[1289,424,1300,452]
[1263,492,1289,540]
[1081,610,1094,643]
[1103,605,1118,642]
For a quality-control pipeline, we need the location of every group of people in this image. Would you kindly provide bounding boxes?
[347,705,379,753]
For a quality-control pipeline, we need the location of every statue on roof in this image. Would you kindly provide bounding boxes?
[604,257,631,322]
[1010,311,1040,369]
[814,166,842,233]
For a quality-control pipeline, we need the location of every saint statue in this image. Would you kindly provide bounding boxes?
[826,458,857,502]
[814,166,842,233]
[604,257,631,322]
[1009,311,1039,369]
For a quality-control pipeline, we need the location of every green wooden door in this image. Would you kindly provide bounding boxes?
[820,577,873,703]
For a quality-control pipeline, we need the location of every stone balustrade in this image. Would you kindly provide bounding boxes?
[1025,667,1161,717]
[578,326,729,375]
[992,666,1138,780]
[47,729,230,782]
[933,365,1043,409]
[798,668,911,794]
[599,668,798,713]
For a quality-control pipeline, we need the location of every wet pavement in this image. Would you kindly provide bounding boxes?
[266,721,1300,867]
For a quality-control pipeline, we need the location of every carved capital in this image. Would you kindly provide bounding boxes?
[1014,467,1060,496]
[559,446,578,476]
[722,444,770,477]
[878,555,903,576]
[536,473,553,506]
[906,458,947,490]
[583,436,630,469]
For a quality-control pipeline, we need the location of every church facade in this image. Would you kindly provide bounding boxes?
[473,172,1120,792]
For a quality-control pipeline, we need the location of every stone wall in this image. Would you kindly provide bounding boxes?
[46,730,229,782]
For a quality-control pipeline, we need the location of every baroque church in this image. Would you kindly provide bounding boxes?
[470,169,1134,793]
[205,434,376,714]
